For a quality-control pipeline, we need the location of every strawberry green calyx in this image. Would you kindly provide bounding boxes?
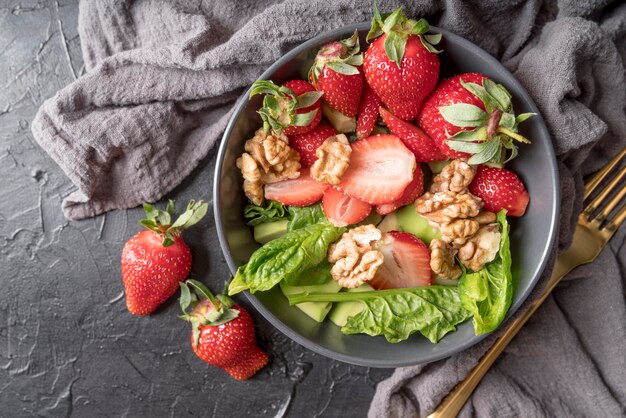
[249,80,323,135]
[309,31,364,84]
[366,0,441,67]
[179,279,239,348]
[441,79,536,165]
[140,199,209,247]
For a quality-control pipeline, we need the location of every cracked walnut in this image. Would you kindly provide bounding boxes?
[310,134,352,185]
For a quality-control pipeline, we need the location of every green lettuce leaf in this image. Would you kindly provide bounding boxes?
[287,203,327,231]
[458,210,513,334]
[244,201,286,226]
[229,222,345,295]
[284,259,333,286]
[287,286,472,343]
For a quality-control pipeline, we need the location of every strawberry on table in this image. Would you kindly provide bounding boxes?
[369,231,431,290]
[179,280,268,381]
[249,79,323,136]
[469,165,529,217]
[379,107,445,162]
[322,187,372,227]
[356,84,382,140]
[376,164,424,215]
[418,73,535,164]
[363,4,441,121]
[264,167,329,206]
[336,134,416,205]
[121,200,208,316]
[309,31,364,118]
[288,124,337,167]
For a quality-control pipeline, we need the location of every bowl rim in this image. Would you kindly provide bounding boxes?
[213,23,560,367]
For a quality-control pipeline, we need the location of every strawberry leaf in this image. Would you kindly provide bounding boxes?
[293,108,318,127]
[451,126,488,142]
[499,112,516,129]
[295,91,323,109]
[326,61,361,76]
[467,139,501,165]
[382,8,402,33]
[143,203,159,221]
[423,33,442,45]
[166,199,176,216]
[515,112,536,125]
[179,282,192,311]
[446,140,487,154]
[460,80,492,110]
[410,18,429,36]
[439,103,488,127]
[483,79,511,111]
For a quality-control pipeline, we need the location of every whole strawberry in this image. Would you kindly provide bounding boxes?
[288,124,337,166]
[363,4,441,121]
[309,31,364,117]
[179,280,269,381]
[418,73,535,165]
[250,79,323,136]
[356,84,382,140]
[469,165,529,217]
[121,200,208,315]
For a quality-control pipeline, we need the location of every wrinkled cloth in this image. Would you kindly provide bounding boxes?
[30,0,626,416]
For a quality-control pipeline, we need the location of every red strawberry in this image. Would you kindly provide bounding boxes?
[322,187,372,227]
[288,124,337,166]
[121,200,208,315]
[363,6,440,121]
[336,134,415,205]
[469,165,529,217]
[379,107,446,162]
[418,73,534,165]
[309,31,364,117]
[265,167,328,206]
[356,84,382,139]
[180,280,268,381]
[370,231,431,290]
[376,164,424,215]
[250,79,322,136]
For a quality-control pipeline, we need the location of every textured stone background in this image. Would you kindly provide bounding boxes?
[0,1,392,416]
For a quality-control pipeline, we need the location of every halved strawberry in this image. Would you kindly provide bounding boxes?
[288,124,337,167]
[336,134,416,205]
[369,231,431,290]
[356,84,382,140]
[322,187,371,227]
[376,165,424,215]
[468,165,529,217]
[379,107,445,162]
[264,168,328,206]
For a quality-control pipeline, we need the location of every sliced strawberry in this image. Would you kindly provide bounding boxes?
[376,165,424,215]
[379,107,445,162]
[288,124,337,167]
[370,231,432,290]
[356,84,382,140]
[322,188,371,227]
[336,134,415,205]
[264,168,328,206]
[469,165,529,217]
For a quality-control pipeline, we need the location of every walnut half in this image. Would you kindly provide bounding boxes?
[458,223,501,271]
[236,128,301,204]
[310,134,352,185]
[327,224,384,288]
[430,239,462,282]
[430,159,476,193]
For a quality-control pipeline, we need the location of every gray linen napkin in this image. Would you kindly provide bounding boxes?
[31,0,626,416]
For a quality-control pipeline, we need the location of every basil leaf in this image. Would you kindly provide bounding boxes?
[288,286,472,343]
[287,203,327,231]
[284,259,332,286]
[244,201,287,226]
[228,222,345,295]
[439,103,488,128]
[458,210,513,334]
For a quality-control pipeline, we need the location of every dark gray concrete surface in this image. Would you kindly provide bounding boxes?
[0,1,392,416]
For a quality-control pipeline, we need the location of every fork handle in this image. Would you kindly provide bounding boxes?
[427,253,579,418]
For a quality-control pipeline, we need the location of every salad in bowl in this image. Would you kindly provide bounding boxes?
[225,4,534,345]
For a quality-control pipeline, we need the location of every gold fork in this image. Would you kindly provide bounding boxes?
[428,147,626,418]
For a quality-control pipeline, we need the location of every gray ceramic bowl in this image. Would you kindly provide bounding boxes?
[214,23,559,367]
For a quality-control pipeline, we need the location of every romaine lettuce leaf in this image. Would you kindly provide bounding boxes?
[228,222,345,295]
[244,201,287,226]
[458,210,512,334]
[287,286,472,343]
[287,203,327,231]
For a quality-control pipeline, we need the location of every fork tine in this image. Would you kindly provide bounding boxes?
[603,204,626,238]
[584,148,626,200]
[583,165,626,218]
[594,182,626,223]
